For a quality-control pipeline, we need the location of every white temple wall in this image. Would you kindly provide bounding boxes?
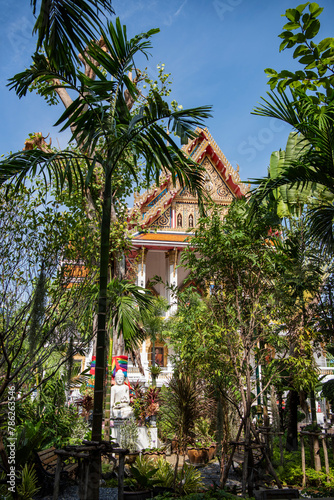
[145,250,167,298]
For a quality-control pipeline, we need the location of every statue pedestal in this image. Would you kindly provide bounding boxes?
[110,421,158,451]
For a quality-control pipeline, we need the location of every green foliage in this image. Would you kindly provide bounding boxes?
[16,464,40,500]
[271,439,334,494]
[264,2,334,99]
[128,456,160,491]
[321,379,334,407]
[154,490,239,500]
[152,457,174,488]
[159,369,208,451]
[252,91,334,252]
[252,4,334,252]
[120,417,139,453]
[14,380,90,457]
[0,181,96,401]
[2,11,211,448]
[128,456,204,495]
[30,0,115,85]
[177,463,204,495]
[193,418,215,447]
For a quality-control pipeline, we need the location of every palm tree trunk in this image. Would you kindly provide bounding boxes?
[104,335,113,441]
[88,173,112,500]
[92,172,112,441]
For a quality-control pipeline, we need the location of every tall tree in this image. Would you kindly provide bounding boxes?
[0,15,211,498]
[181,199,283,495]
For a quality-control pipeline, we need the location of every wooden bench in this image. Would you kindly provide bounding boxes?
[34,447,78,494]
[36,447,78,477]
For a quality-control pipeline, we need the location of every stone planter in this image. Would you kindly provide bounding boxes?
[187,447,210,465]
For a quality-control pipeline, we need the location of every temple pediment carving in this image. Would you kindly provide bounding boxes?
[128,128,249,232]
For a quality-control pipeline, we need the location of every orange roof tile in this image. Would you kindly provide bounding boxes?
[134,233,191,242]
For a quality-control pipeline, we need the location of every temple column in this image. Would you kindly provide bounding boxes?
[137,247,148,289]
[166,248,179,315]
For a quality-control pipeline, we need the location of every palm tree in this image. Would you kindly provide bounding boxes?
[251,90,334,252]
[0,15,211,475]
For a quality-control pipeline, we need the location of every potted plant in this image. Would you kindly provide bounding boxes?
[124,456,160,499]
[186,444,210,465]
[151,457,175,497]
[133,386,161,426]
[141,447,166,461]
[187,417,216,464]
[120,417,139,464]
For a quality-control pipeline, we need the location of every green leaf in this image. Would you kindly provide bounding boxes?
[308,3,323,16]
[295,33,307,43]
[278,30,294,39]
[318,37,334,52]
[293,44,310,58]
[264,68,278,76]
[285,8,299,22]
[283,21,301,30]
[299,55,316,65]
[305,19,320,39]
[295,3,308,14]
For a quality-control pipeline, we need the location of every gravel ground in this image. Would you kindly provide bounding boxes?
[40,485,118,499]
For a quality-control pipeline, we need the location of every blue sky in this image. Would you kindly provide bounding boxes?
[1,0,334,193]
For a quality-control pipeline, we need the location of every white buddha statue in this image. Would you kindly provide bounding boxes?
[110,369,133,419]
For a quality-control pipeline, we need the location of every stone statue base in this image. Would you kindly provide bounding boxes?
[110,422,158,451]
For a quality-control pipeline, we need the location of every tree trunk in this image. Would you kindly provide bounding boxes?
[242,418,250,497]
[90,173,112,499]
[286,390,299,451]
[310,390,317,426]
[270,385,280,433]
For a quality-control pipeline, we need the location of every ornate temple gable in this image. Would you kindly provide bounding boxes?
[184,128,249,198]
[127,128,249,231]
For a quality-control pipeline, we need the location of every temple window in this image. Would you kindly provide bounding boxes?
[177,213,182,227]
[188,214,194,228]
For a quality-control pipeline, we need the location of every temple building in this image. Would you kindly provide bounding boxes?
[125,128,249,386]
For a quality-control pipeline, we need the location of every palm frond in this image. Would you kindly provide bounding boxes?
[31,0,115,82]
[0,149,89,193]
[308,205,334,255]
[107,279,154,349]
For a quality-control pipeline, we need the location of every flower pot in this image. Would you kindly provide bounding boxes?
[208,444,217,461]
[142,451,166,461]
[123,490,152,500]
[171,438,178,453]
[187,447,210,465]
